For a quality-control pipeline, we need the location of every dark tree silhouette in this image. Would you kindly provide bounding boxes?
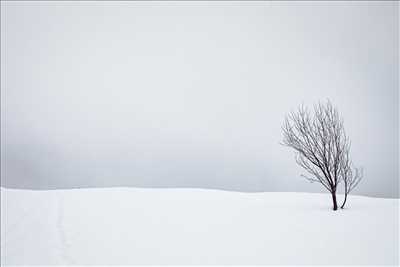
[282,100,362,210]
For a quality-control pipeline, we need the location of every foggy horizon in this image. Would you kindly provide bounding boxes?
[1,1,398,198]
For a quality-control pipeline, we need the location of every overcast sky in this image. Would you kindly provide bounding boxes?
[1,1,398,198]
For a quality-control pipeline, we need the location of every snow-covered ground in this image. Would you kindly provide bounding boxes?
[1,187,398,265]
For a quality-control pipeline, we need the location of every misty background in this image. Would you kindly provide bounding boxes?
[1,2,398,198]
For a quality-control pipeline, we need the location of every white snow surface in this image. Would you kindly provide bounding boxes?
[1,187,398,265]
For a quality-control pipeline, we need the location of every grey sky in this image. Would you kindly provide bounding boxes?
[1,1,398,198]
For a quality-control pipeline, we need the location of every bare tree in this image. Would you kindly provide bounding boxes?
[282,100,362,210]
[340,155,363,209]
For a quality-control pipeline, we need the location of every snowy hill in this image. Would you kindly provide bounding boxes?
[1,187,398,265]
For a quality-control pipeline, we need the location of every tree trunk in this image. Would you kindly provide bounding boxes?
[341,193,348,209]
[331,192,338,210]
